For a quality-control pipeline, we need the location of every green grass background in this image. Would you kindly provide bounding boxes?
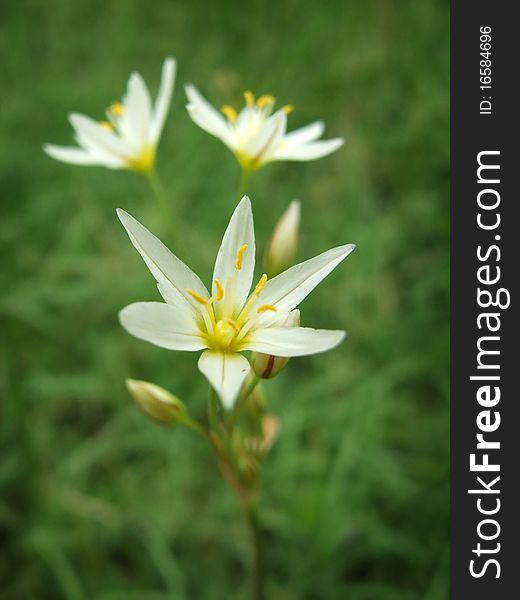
[0,0,449,598]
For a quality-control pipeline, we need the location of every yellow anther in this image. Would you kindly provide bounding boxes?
[255,274,268,296]
[282,104,294,114]
[221,105,237,122]
[186,289,209,305]
[99,120,113,131]
[257,304,277,314]
[235,244,248,270]
[244,90,255,106]
[110,102,125,117]
[214,279,225,301]
[257,94,275,108]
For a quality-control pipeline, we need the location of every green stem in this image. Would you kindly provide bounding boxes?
[208,387,220,433]
[206,383,265,599]
[228,375,261,431]
[180,415,210,439]
[244,503,264,600]
[146,168,170,217]
[237,167,252,200]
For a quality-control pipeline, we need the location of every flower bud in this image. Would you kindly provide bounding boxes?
[264,200,301,276]
[125,379,186,424]
[251,310,300,379]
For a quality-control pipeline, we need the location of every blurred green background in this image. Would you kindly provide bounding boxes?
[0,0,449,598]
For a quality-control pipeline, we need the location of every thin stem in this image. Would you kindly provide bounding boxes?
[228,375,261,431]
[180,415,210,439]
[237,167,252,200]
[244,503,264,600]
[206,383,265,599]
[146,167,170,218]
[208,387,220,433]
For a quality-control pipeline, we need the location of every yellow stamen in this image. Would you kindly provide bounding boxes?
[255,274,268,296]
[244,90,255,107]
[235,244,248,270]
[221,105,237,123]
[99,120,113,131]
[214,279,225,301]
[110,102,125,117]
[235,273,270,330]
[282,104,294,114]
[256,94,275,108]
[186,289,209,305]
[257,304,277,314]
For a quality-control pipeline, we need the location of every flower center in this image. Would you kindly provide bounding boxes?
[213,319,239,350]
[220,91,294,124]
[186,244,278,352]
[127,146,155,173]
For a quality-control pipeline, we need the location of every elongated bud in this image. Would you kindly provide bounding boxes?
[251,310,300,379]
[126,379,186,424]
[264,200,301,276]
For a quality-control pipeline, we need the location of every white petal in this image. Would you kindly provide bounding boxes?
[198,350,251,409]
[43,144,109,166]
[255,244,356,325]
[270,309,300,328]
[121,72,153,147]
[150,57,176,144]
[117,209,209,312]
[243,326,346,357]
[273,138,344,161]
[119,302,205,351]
[248,110,287,163]
[212,196,255,314]
[69,113,135,160]
[185,84,232,143]
[283,121,325,146]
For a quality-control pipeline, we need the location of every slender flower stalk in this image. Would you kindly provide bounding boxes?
[117,196,355,409]
[44,57,176,174]
[246,503,264,600]
[185,86,344,174]
[146,168,168,210]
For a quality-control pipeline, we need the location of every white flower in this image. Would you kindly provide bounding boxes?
[117,196,355,408]
[44,57,176,173]
[185,86,344,172]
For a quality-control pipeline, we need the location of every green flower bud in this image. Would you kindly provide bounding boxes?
[251,310,300,379]
[264,200,301,276]
[125,379,186,424]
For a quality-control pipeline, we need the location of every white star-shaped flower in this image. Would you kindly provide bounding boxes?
[118,196,355,408]
[44,58,176,173]
[185,87,344,172]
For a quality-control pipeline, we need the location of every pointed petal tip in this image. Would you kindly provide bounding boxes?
[338,242,356,256]
[68,112,82,125]
[116,207,134,227]
[184,83,196,96]
[162,57,177,81]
